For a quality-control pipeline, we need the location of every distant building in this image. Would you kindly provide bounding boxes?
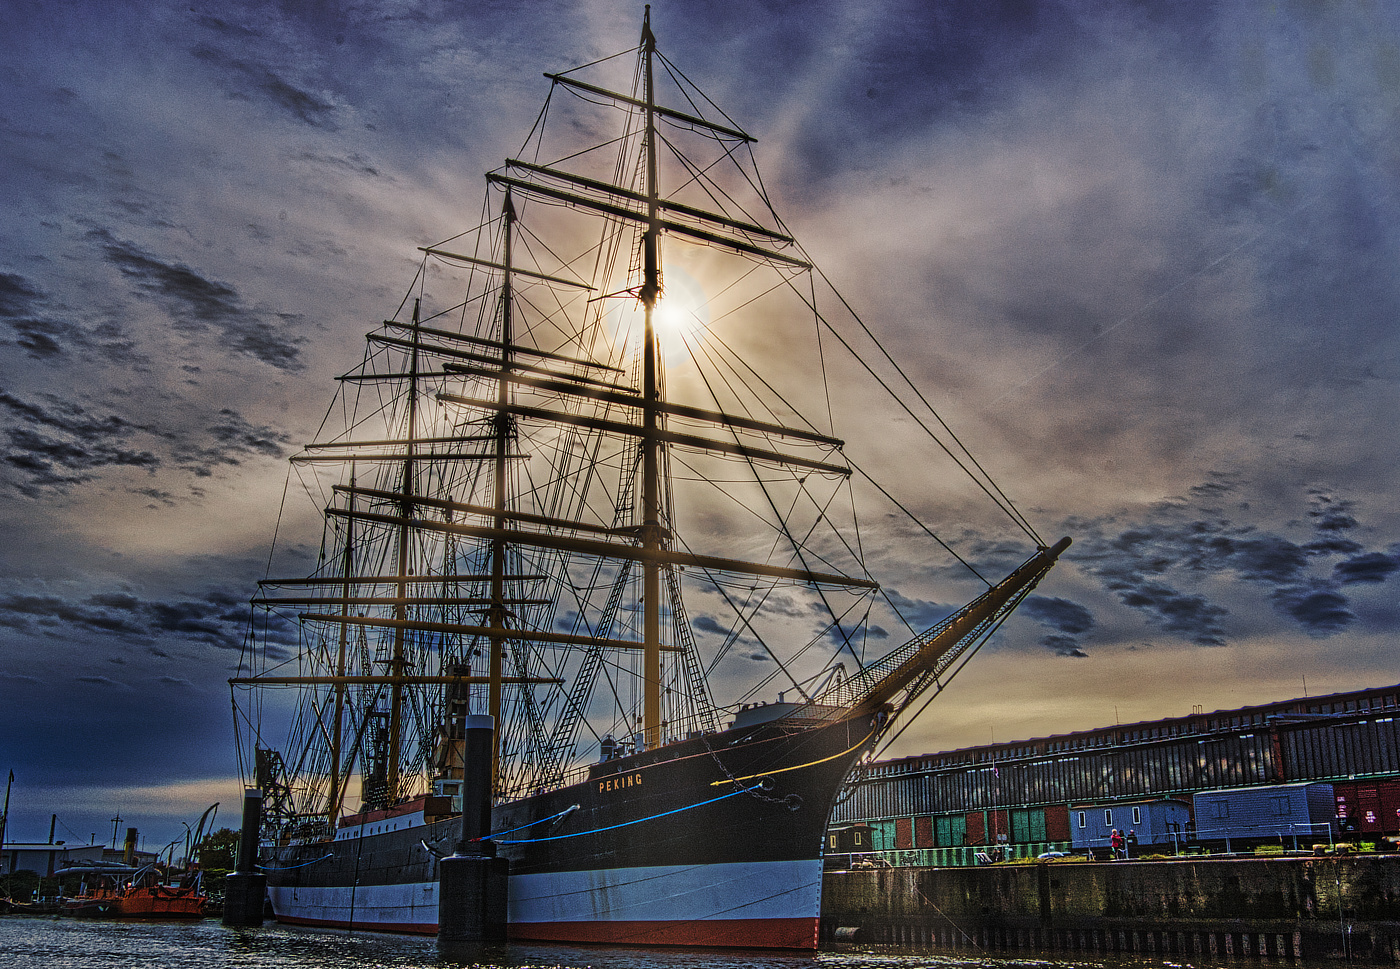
[0,841,104,877]
[829,683,1400,865]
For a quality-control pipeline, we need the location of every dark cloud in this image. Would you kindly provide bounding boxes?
[291,150,382,177]
[1308,493,1359,533]
[7,315,84,359]
[1333,552,1400,585]
[693,615,729,636]
[1073,482,1398,644]
[1039,633,1089,658]
[0,272,43,318]
[0,390,289,494]
[1022,594,1095,657]
[1084,528,1232,646]
[883,589,954,629]
[0,391,160,495]
[133,486,178,506]
[191,43,339,129]
[1220,535,1308,584]
[1117,578,1228,646]
[1187,476,1240,503]
[1303,536,1364,557]
[0,587,245,651]
[172,408,291,477]
[0,271,92,360]
[1022,595,1094,634]
[824,622,888,647]
[1269,583,1354,636]
[89,229,304,371]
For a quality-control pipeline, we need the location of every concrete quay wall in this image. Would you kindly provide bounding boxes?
[821,856,1400,963]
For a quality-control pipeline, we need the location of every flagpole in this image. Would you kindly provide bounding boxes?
[1,770,12,877]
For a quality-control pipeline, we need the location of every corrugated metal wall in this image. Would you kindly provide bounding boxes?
[833,685,1400,825]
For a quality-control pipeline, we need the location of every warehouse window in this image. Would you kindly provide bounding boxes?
[1133,807,1142,825]
[1077,811,1086,829]
[1104,809,1113,826]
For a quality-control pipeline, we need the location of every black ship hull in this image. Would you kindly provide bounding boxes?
[264,707,880,947]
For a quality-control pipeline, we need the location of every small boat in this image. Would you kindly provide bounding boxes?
[58,863,207,920]
[232,7,1068,948]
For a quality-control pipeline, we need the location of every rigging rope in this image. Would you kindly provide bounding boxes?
[490,783,762,844]
[706,725,877,787]
[256,853,333,871]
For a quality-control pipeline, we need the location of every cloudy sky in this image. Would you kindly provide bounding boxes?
[2,0,1398,853]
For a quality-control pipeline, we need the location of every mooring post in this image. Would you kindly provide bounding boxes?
[438,715,509,945]
[222,788,267,926]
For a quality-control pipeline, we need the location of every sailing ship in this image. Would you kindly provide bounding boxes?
[231,8,1069,949]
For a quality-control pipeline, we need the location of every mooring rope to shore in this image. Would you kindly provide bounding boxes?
[912,881,983,950]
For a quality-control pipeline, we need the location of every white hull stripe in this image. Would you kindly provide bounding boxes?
[511,859,821,924]
[269,859,821,930]
[268,881,438,930]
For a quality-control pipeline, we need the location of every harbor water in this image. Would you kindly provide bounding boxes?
[0,915,1354,969]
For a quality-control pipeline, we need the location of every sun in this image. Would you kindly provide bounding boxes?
[653,267,710,358]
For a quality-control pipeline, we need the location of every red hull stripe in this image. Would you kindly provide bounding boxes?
[508,916,819,949]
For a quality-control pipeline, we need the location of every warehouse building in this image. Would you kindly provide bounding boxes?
[828,683,1400,865]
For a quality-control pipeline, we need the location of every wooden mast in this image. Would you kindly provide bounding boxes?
[384,299,422,804]
[325,465,354,822]
[487,189,515,789]
[639,6,664,752]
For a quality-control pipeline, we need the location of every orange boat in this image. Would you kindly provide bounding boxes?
[60,864,207,919]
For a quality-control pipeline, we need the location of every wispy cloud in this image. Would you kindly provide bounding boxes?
[191,43,340,129]
[0,586,246,650]
[0,391,289,495]
[0,391,160,495]
[89,229,305,372]
[1071,485,1396,643]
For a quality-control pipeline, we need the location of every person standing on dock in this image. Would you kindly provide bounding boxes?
[1110,828,1125,859]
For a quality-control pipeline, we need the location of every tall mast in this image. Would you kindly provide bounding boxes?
[326,466,354,821]
[488,189,515,788]
[385,299,422,804]
[639,5,663,751]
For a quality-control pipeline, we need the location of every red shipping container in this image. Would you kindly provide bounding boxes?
[914,815,934,848]
[1379,781,1400,836]
[1044,803,1072,842]
[1334,780,1357,822]
[1356,786,1383,834]
[966,811,986,846]
[895,816,913,849]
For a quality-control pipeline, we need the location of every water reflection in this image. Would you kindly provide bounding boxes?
[0,917,1351,969]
